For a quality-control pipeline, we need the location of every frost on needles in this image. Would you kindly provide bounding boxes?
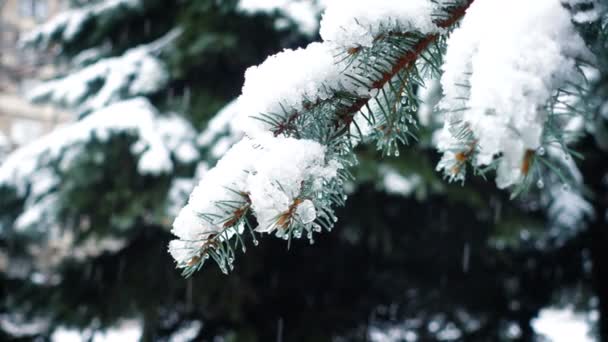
[169,0,600,276]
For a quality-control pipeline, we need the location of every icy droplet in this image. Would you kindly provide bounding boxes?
[537,147,545,156]
[295,199,317,224]
[536,179,544,189]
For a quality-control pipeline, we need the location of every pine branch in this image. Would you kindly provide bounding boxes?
[271,1,474,139]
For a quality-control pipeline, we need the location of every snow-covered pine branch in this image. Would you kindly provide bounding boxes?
[26,30,180,116]
[19,0,143,50]
[435,0,591,191]
[170,0,476,275]
[170,0,607,276]
[0,98,198,235]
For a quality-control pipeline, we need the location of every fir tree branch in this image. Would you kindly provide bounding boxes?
[271,0,474,138]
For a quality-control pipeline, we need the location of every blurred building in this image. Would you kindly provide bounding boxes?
[0,0,70,157]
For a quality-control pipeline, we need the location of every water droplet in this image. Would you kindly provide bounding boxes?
[395,149,400,157]
[536,179,544,189]
[253,239,259,246]
[537,147,545,156]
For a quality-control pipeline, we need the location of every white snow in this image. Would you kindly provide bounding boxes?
[238,0,327,36]
[380,166,422,197]
[236,42,358,136]
[532,306,594,342]
[0,98,194,198]
[27,40,169,115]
[157,113,200,164]
[436,0,588,188]
[319,0,440,49]
[52,320,142,342]
[169,321,203,342]
[234,40,382,137]
[20,0,141,47]
[1,98,199,241]
[246,136,338,233]
[169,135,340,265]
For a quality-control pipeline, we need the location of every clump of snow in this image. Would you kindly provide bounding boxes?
[436,0,588,188]
[246,137,338,232]
[169,135,340,265]
[319,0,440,48]
[20,0,141,48]
[236,42,367,136]
[238,0,327,36]
[27,40,169,116]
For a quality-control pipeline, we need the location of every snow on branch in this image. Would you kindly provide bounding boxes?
[169,136,341,275]
[170,0,599,276]
[26,30,180,116]
[238,0,327,36]
[170,0,474,275]
[436,0,590,189]
[0,98,197,232]
[19,0,142,49]
[319,0,440,48]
